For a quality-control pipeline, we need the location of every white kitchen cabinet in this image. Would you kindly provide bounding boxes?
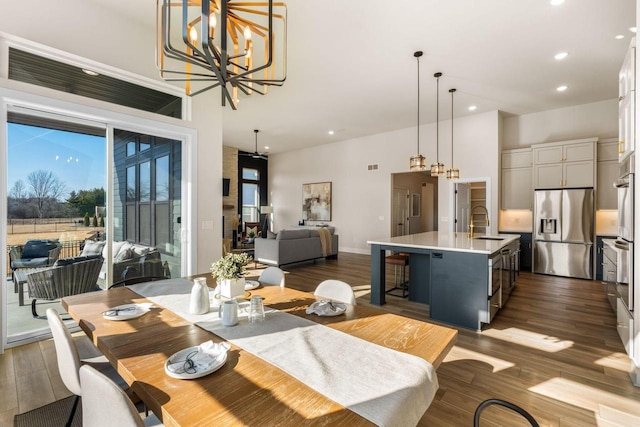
[597,139,620,210]
[619,38,635,161]
[532,138,596,189]
[617,298,634,356]
[501,148,532,210]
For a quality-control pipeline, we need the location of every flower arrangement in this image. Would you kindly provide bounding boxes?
[210,252,252,280]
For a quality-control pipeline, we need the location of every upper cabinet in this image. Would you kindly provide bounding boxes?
[532,138,596,189]
[501,148,532,210]
[619,37,635,161]
[597,138,619,210]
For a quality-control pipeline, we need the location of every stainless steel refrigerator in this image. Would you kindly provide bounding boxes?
[533,188,594,279]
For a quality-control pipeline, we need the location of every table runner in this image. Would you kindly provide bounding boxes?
[129,279,438,426]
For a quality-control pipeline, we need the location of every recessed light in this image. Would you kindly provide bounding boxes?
[468,105,477,111]
[82,69,99,76]
[328,130,335,135]
[616,34,625,40]
[556,85,568,92]
[554,52,568,60]
[630,27,637,33]
[549,0,565,5]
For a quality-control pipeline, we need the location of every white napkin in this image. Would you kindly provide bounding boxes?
[166,340,230,374]
[305,300,346,316]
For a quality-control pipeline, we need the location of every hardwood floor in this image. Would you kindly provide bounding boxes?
[2,252,639,426]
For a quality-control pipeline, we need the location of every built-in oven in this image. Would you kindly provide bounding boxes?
[615,153,634,312]
[615,154,635,243]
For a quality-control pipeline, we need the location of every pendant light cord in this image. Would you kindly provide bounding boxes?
[435,73,440,162]
[416,54,421,154]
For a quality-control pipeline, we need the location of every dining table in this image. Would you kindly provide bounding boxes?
[62,273,457,426]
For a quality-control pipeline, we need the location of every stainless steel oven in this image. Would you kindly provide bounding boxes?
[615,153,634,312]
[616,154,635,242]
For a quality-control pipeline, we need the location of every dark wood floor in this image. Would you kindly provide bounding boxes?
[2,252,640,426]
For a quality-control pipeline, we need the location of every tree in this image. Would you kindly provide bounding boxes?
[9,180,27,200]
[66,188,105,218]
[99,214,105,227]
[26,170,66,218]
[83,212,90,227]
[92,213,98,227]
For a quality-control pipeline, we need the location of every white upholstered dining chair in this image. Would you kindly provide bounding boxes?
[46,308,129,427]
[80,365,163,427]
[314,280,357,305]
[259,266,286,287]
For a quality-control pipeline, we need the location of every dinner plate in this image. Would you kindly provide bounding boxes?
[245,280,260,290]
[307,300,347,316]
[102,303,151,321]
[214,290,252,300]
[164,345,228,380]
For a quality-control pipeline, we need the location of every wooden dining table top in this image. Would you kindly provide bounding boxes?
[62,274,457,426]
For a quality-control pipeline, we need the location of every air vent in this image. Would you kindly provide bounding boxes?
[367,164,379,170]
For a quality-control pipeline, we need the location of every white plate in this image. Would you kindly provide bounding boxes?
[164,346,227,380]
[102,303,151,321]
[245,280,260,290]
[307,300,347,316]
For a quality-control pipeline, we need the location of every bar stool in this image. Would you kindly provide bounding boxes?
[385,253,409,298]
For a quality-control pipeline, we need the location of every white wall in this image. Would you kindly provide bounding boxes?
[502,99,618,148]
[269,111,501,254]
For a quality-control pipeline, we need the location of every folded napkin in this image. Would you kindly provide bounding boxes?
[305,300,346,316]
[166,340,230,374]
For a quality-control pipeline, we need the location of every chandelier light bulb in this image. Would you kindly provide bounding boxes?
[244,26,252,40]
[210,13,217,28]
[189,26,198,43]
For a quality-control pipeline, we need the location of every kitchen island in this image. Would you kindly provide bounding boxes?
[368,231,520,330]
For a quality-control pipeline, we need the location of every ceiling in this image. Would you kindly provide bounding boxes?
[88,0,635,154]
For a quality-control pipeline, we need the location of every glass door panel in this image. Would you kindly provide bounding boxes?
[110,129,182,286]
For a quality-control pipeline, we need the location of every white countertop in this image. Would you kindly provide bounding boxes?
[367,231,521,255]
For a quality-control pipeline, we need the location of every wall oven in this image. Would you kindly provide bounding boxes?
[615,153,634,312]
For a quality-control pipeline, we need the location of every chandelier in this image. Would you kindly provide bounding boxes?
[430,72,445,177]
[156,0,287,110]
[446,88,460,179]
[409,51,426,171]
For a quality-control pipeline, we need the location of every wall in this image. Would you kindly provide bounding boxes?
[222,146,239,242]
[269,111,501,254]
[502,99,618,148]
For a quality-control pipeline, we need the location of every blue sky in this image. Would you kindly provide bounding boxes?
[7,123,106,198]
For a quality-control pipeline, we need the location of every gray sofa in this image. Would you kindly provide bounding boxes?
[254,227,338,267]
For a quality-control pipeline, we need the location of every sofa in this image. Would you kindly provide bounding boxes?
[78,240,168,288]
[254,227,338,267]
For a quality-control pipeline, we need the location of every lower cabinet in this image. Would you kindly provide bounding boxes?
[617,298,634,355]
[596,235,616,281]
[499,232,532,271]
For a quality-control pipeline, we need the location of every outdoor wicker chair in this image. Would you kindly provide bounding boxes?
[26,258,103,318]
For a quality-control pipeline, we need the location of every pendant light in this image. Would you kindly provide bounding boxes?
[409,51,427,171]
[430,72,445,177]
[446,88,460,179]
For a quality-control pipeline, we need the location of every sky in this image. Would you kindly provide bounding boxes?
[7,123,106,199]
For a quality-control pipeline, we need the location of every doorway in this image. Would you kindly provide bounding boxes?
[453,178,491,235]
[391,172,438,236]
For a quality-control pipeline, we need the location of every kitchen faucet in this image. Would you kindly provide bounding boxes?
[468,205,490,238]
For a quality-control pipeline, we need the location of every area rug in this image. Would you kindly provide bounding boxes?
[14,396,81,427]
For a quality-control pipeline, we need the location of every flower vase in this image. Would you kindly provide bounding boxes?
[220,277,245,299]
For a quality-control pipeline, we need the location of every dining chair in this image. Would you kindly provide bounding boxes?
[80,365,163,427]
[46,308,129,427]
[314,280,357,305]
[474,399,539,426]
[259,266,286,287]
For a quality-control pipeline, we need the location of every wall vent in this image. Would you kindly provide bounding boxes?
[367,164,379,170]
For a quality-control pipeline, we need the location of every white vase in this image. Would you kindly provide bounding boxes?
[189,277,210,314]
[220,277,245,299]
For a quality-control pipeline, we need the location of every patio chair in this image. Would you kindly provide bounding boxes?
[26,258,103,318]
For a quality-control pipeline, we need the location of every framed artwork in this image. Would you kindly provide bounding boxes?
[302,182,332,221]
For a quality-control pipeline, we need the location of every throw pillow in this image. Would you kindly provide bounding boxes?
[267,230,277,239]
[246,226,258,237]
[81,240,106,257]
[22,240,56,258]
[131,245,150,257]
[115,248,133,262]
